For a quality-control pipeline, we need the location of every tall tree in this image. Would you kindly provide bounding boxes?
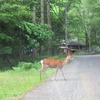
[41,0,44,24]
[32,4,36,23]
[47,0,51,28]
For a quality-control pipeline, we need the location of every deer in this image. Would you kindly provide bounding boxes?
[40,49,74,80]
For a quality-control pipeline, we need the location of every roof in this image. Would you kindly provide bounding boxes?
[67,41,85,46]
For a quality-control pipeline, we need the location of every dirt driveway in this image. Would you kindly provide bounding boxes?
[21,55,100,100]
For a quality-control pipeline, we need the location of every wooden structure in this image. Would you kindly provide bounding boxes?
[67,41,85,50]
[60,41,85,55]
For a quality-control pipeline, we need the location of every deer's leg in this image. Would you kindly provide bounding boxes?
[55,68,59,80]
[60,68,66,80]
[40,66,48,80]
[40,69,43,80]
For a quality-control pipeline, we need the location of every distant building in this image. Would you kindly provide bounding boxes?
[60,40,86,55]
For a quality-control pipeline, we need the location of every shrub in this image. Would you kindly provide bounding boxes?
[13,61,41,71]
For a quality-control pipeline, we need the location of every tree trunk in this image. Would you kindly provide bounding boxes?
[41,0,44,24]
[85,31,89,50]
[87,26,91,52]
[47,0,51,27]
[32,5,36,23]
[65,5,68,43]
[32,4,38,58]
[46,0,51,55]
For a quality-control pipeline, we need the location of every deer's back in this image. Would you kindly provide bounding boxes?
[43,58,63,68]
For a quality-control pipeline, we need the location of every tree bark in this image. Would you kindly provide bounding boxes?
[65,5,68,43]
[47,0,51,27]
[85,31,89,50]
[32,5,36,23]
[41,0,44,24]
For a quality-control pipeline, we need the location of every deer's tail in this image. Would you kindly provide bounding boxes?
[40,60,43,69]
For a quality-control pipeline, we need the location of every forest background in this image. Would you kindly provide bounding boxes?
[0,0,100,99]
[0,0,100,69]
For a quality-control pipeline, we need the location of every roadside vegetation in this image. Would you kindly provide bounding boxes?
[0,61,52,99]
[0,0,100,99]
[0,55,65,99]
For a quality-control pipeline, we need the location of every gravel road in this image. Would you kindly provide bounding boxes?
[22,55,100,100]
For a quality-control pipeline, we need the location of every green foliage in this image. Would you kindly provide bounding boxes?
[0,34,12,41]
[0,47,12,54]
[13,61,40,71]
[0,33,13,48]
[0,2,32,55]
[91,46,100,52]
[18,22,53,48]
[0,3,32,22]
[0,0,100,69]
[0,68,54,99]
[0,1,53,56]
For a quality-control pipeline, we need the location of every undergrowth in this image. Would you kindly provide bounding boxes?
[0,55,65,100]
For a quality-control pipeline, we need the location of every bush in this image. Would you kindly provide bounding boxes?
[91,46,100,52]
[13,61,41,71]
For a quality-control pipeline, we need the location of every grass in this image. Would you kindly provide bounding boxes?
[0,55,65,100]
[0,68,54,100]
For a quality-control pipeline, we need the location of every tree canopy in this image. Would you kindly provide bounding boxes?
[0,0,100,68]
[0,1,53,55]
